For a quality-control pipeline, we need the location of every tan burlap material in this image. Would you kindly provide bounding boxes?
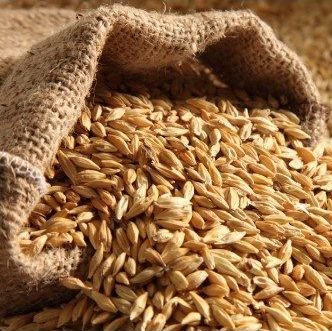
[0,4,329,317]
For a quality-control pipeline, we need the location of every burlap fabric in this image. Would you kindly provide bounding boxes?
[0,4,328,317]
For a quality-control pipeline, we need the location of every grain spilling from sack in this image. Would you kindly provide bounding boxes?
[4,78,332,331]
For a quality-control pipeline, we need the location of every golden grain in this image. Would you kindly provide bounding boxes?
[130,292,148,321]
[13,79,332,331]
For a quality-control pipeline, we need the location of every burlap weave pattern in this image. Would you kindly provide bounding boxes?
[0,4,328,316]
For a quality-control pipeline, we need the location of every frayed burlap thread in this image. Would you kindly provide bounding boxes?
[0,4,328,316]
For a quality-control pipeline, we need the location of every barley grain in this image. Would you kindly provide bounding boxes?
[14,78,332,331]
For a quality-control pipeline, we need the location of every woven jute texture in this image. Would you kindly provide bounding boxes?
[2,1,331,109]
[0,4,329,317]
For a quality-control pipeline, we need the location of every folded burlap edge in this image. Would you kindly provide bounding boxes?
[0,4,329,316]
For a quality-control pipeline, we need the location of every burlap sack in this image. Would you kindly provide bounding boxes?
[0,4,329,317]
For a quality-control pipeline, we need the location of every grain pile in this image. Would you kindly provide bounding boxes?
[1,65,332,331]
